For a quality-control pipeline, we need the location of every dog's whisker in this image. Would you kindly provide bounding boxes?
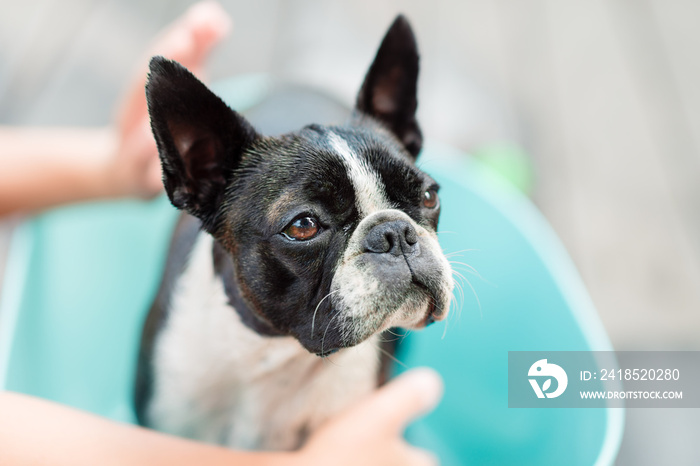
[414,156,441,169]
[377,345,408,369]
[321,353,341,367]
[376,333,399,343]
[376,334,400,344]
[442,310,451,339]
[384,328,405,338]
[448,260,488,282]
[451,272,474,309]
[448,260,479,274]
[444,248,478,256]
[448,269,477,323]
[393,326,412,343]
[445,285,465,336]
[451,263,496,291]
[451,272,466,304]
[311,290,340,336]
[451,271,467,298]
[320,310,343,358]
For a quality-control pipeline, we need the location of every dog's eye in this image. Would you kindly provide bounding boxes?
[282,216,320,241]
[422,188,439,209]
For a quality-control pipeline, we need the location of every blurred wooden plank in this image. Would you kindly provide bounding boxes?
[22,0,173,125]
[607,0,700,342]
[208,0,282,79]
[539,0,700,346]
[0,0,54,100]
[608,0,700,251]
[428,0,521,150]
[648,0,700,161]
[637,0,700,266]
[492,0,578,243]
[0,0,98,123]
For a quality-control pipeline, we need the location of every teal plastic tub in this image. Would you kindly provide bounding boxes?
[0,77,623,465]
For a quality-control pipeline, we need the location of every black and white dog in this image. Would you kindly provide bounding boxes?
[135,15,453,451]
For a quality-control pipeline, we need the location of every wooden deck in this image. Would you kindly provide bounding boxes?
[1,1,699,463]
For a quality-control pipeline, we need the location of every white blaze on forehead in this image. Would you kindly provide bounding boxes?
[327,132,391,216]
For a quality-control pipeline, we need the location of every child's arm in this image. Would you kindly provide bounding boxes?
[0,368,441,466]
[0,0,231,216]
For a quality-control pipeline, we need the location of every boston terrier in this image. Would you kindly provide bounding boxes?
[134,15,454,451]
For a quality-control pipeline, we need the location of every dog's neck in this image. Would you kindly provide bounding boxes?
[163,232,319,368]
[211,239,283,337]
[148,232,381,449]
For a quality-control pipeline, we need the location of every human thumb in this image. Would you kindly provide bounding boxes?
[351,367,443,434]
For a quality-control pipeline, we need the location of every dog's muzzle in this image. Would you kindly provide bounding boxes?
[362,218,441,323]
[312,210,452,356]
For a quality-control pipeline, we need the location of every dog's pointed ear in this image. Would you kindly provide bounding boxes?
[355,15,422,158]
[146,56,259,231]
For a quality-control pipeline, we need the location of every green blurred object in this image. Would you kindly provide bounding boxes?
[472,141,535,195]
[0,76,622,465]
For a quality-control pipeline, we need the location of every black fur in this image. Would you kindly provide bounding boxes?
[146,57,259,232]
[212,239,283,336]
[355,14,422,157]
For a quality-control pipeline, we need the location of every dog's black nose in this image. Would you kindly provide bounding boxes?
[364,220,418,256]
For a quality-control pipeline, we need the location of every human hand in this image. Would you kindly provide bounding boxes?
[107,1,231,199]
[297,368,443,466]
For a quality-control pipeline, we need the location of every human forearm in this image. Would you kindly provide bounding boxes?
[0,126,126,216]
[0,369,441,466]
[0,2,234,217]
[0,391,296,466]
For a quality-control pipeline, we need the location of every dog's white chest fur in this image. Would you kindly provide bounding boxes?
[147,233,380,450]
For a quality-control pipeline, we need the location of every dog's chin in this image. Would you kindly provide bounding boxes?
[380,288,447,331]
[303,286,449,358]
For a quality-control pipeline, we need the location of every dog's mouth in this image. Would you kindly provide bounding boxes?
[316,348,340,358]
[312,282,443,358]
[422,298,438,327]
[412,279,443,328]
